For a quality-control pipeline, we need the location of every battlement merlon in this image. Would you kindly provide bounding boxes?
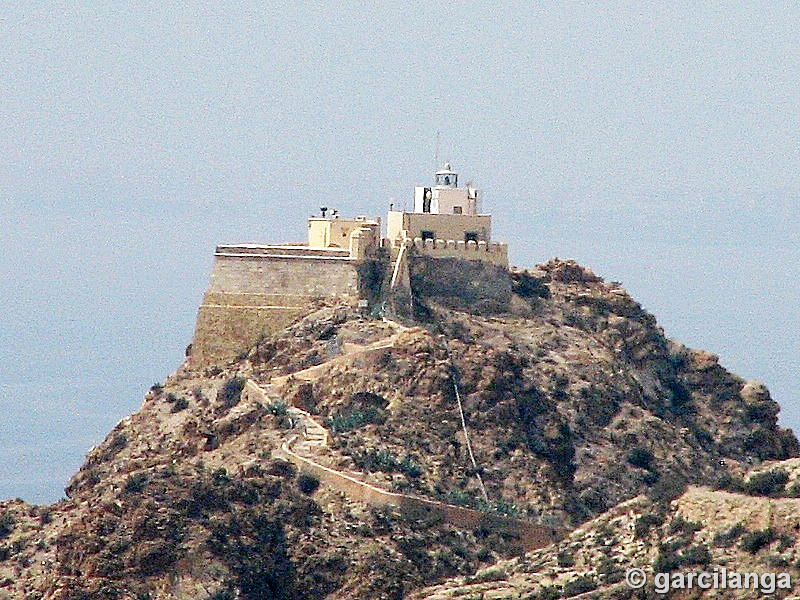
[389,233,508,267]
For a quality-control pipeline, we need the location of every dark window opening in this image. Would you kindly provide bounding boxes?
[436,174,457,187]
[453,206,463,214]
[464,232,478,243]
[421,230,435,241]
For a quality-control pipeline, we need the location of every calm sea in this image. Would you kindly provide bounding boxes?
[0,373,153,503]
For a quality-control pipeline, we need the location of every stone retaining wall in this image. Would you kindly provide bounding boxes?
[409,254,512,315]
[245,381,559,552]
[278,434,556,552]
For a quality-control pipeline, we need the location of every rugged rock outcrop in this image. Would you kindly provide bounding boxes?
[1,259,796,599]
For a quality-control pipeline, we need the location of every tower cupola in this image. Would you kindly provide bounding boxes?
[434,162,458,188]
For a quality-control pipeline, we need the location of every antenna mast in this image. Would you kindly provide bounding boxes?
[434,130,440,172]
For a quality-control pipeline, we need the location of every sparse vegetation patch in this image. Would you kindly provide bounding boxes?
[0,513,15,540]
[219,376,246,408]
[744,468,789,497]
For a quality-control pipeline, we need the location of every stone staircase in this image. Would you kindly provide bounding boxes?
[286,406,328,457]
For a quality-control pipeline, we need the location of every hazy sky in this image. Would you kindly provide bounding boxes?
[2,3,798,502]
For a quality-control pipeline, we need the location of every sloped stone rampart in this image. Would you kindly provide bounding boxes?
[190,253,364,366]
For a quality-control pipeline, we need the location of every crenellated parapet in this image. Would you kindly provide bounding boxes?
[391,234,509,267]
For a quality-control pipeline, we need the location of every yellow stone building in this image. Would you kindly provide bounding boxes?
[307,212,381,253]
[190,162,508,365]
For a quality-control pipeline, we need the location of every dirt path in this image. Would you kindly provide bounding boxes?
[245,324,562,552]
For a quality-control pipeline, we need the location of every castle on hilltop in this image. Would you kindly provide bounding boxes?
[190,164,509,365]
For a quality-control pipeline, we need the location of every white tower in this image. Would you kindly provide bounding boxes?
[412,163,480,215]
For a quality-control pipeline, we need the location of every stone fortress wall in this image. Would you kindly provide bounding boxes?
[190,244,368,366]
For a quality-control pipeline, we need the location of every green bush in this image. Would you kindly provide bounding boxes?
[778,533,795,551]
[627,447,655,470]
[668,516,702,535]
[597,555,622,581]
[136,539,179,576]
[535,585,561,600]
[441,490,518,516]
[170,397,189,413]
[557,548,575,567]
[476,548,492,563]
[487,498,520,517]
[297,473,320,495]
[0,513,15,539]
[475,567,506,582]
[324,407,386,434]
[634,513,664,539]
[445,489,472,507]
[107,433,128,453]
[267,401,288,416]
[712,522,746,547]
[562,574,596,596]
[511,271,551,299]
[746,400,777,423]
[741,528,775,554]
[682,543,712,565]
[219,376,246,408]
[654,542,711,572]
[744,469,789,497]
[124,472,148,494]
[713,472,745,493]
[351,449,422,478]
[642,470,660,486]
[647,470,686,503]
[766,554,790,567]
[667,378,693,415]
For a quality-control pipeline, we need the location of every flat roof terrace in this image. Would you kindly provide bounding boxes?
[214,244,353,260]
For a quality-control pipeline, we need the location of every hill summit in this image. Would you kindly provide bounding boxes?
[1,258,797,599]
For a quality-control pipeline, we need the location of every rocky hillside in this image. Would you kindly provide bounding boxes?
[412,473,800,600]
[269,260,796,525]
[0,259,796,599]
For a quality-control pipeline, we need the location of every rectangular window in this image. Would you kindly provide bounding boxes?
[453,206,463,214]
[464,232,478,243]
[421,230,435,241]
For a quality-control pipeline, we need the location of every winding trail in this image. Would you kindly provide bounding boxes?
[247,323,562,552]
